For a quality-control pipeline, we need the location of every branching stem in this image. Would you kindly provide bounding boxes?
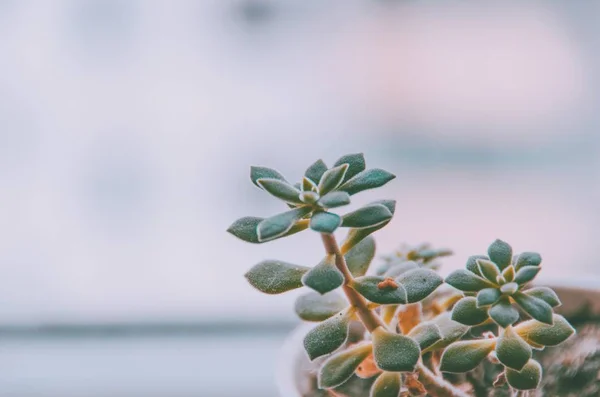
[320,233,384,332]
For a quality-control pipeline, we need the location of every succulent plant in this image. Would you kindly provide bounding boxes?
[228,153,575,397]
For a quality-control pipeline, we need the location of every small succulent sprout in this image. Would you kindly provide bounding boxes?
[372,327,421,372]
[447,239,556,327]
[370,371,402,397]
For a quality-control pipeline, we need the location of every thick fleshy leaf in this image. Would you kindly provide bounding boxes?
[228,216,308,243]
[245,260,309,294]
[345,236,376,277]
[372,328,421,372]
[318,191,351,208]
[250,166,286,187]
[370,372,402,397]
[496,326,532,371]
[304,311,351,360]
[340,200,396,252]
[477,288,501,307]
[523,287,561,307]
[465,255,487,276]
[427,313,470,351]
[506,360,542,390]
[445,269,495,292]
[338,169,396,196]
[501,265,515,282]
[299,191,319,204]
[351,276,407,304]
[452,297,490,326]
[334,153,366,183]
[440,339,496,373]
[500,282,518,295]
[489,297,520,327]
[257,178,303,204]
[342,204,393,229]
[513,292,554,325]
[318,164,349,195]
[302,176,318,192]
[476,259,501,283]
[310,212,342,234]
[257,207,312,241]
[294,291,348,322]
[488,239,513,270]
[396,268,443,303]
[305,159,328,184]
[515,252,542,271]
[318,343,373,389]
[514,314,575,346]
[513,266,541,285]
[302,255,344,295]
[408,323,442,351]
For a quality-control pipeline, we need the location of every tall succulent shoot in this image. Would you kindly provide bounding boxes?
[228,153,574,397]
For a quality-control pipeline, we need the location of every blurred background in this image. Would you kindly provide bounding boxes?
[0,0,599,396]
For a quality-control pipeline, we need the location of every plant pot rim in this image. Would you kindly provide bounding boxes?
[275,277,600,397]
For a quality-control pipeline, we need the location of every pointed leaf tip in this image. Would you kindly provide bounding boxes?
[250,166,286,187]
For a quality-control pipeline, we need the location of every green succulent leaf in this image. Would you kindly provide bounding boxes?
[440,338,496,373]
[496,326,532,371]
[515,252,542,271]
[318,191,351,208]
[513,292,554,325]
[334,153,366,183]
[245,260,309,294]
[250,166,286,187]
[500,282,519,295]
[257,207,312,242]
[342,204,393,229]
[228,216,309,244]
[513,266,541,285]
[523,287,561,308]
[300,191,319,204]
[351,276,407,304]
[383,261,420,278]
[294,291,348,322]
[477,259,501,283]
[465,255,487,276]
[506,359,542,390]
[305,159,328,184]
[445,269,495,292]
[302,176,318,192]
[302,255,344,295]
[257,178,303,205]
[501,265,515,282]
[370,371,402,397]
[318,164,349,195]
[489,297,520,328]
[477,288,501,307]
[488,239,513,270]
[514,314,575,346]
[408,322,442,351]
[304,310,351,360]
[340,200,396,252]
[452,297,490,326]
[427,313,470,351]
[345,236,376,277]
[318,343,373,389]
[372,328,421,372]
[310,212,342,234]
[338,169,396,196]
[396,268,443,303]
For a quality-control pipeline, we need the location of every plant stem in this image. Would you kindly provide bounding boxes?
[417,362,470,397]
[320,233,384,332]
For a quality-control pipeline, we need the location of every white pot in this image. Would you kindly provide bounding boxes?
[276,278,600,397]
